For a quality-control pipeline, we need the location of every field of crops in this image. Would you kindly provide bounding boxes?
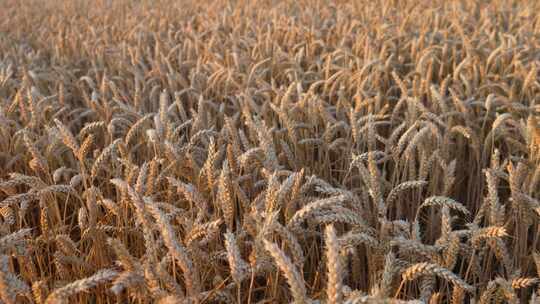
[0,0,539,303]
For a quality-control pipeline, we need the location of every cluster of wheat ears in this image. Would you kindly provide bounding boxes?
[0,0,539,303]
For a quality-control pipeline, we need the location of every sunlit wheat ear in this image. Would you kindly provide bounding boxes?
[1,1,540,303]
[451,286,464,304]
[125,114,153,145]
[218,161,235,230]
[77,133,94,159]
[339,231,379,250]
[54,119,79,154]
[147,205,200,297]
[417,196,470,219]
[44,269,118,304]
[401,263,474,293]
[224,231,249,283]
[386,180,427,207]
[511,277,539,289]
[32,280,48,304]
[107,238,140,272]
[263,239,308,304]
[287,195,347,229]
[135,162,149,194]
[23,132,49,173]
[78,121,105,139]
[55,234,79,256]
[270,222,304,267]
[325,225,343,304]
[471,226,507,247]
[390,237,441,261]
[442,234,460,270]
[90,139,121,180]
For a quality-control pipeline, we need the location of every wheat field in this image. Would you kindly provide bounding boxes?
[0,0,539,303]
